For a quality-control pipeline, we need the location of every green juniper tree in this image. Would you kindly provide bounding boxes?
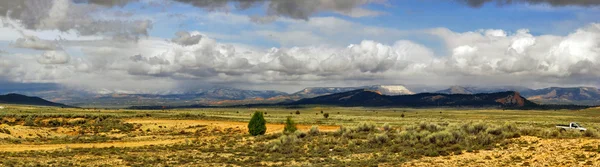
[248,111,267,136]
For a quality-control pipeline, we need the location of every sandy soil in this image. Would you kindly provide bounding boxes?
[402,136,600,167]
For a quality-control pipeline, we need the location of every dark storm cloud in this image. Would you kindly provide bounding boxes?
[72,0,139,7]
[0,0,151,40]
[173,0,263,11]
[174,0,382,20]
[458,0,600,8]
[0,79,61,94]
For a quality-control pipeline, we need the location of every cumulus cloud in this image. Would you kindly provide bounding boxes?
[429,23,600,83]
[37,50,70,64]
[0,0,152,40]
[13,36,60,50]
[457,0,600,7]
[1,1,600,93]
[171,31,202,46]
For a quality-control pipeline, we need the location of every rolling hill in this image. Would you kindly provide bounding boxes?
[521,87,600,105]
[0,93,73,107]
[436,86,600,106]
[288,89,537,108]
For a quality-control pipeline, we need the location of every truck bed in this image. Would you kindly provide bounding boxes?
[556,124,569,127]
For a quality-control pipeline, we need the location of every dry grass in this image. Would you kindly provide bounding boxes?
[2,104,600,166]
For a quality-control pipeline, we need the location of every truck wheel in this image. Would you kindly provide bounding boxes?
[581,130,585,132]
[560,129,566,132]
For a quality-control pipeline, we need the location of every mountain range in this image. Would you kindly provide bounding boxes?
[2,84,600,107]
[287,90,537,108]
[1,85,415,107]
[435,86,600,106]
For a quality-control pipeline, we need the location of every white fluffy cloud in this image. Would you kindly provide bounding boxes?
[2,22,600,93]
[37,50,70,64]
[3,22,600,93]
[0,1,599,93]
[429,23,600,86]
[13,36,60,50]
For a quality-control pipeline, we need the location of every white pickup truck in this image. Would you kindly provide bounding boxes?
[556,122,587,132]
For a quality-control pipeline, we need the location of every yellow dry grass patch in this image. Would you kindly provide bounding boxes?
[125,119,340,134]
[0,124,72,139]
[0,138,189,152]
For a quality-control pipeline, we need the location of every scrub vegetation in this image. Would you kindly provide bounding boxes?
[1,104,600,166]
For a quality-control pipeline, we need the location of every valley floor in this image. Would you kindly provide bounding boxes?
[1,105,600,166]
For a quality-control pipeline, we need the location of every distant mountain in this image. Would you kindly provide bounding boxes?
[435,86,600,106]
[292,87,359,98]
[435,86,533,94]
[0,93,72,107]
[288,89,537,108]
[19,84,600,107]
[293,85,414,97]
[521,87,600,105]
[5,87,289,107]
[198,88,288,100]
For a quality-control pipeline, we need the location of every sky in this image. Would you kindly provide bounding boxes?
[0,0,600,93]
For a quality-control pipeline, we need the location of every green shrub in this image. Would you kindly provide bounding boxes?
[540,129,560,138]
[462,122,488,135]
[425,131,456,147]
[295,110,300,115]
[418,122,441,132]
[469,133,494,147]
[248,112,267,136]
[309,125,319,135]
[24,115,35,126]
[323,113,329,119]
[369,133,389,144]
[268,134,300,153]
[486,127,503,136]
[356,122,376,132]
[584,129,598,138]
[334,125,348,136]
[398,131,417,141]
[518,127,540,136]
[48,119,63,127]
[383,123,391,131]
[283,117,297,134]
[294,131,307,138]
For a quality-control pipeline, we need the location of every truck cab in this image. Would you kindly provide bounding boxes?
[556,122,587,132]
